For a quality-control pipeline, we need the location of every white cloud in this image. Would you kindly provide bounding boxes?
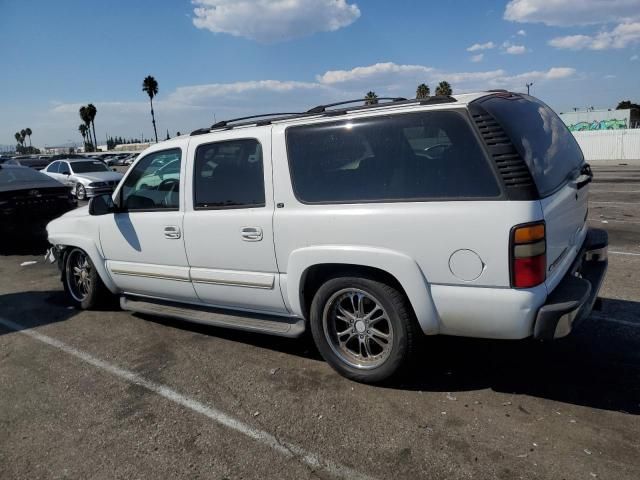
[504,0,640,27]
[549,22,640,50]
[467,41,496,52]
[505,44,527,54]
[316,62,433,85]
[191,0,361,43]
[604,74,617,79]
[517,29,527,36]
[632,54,639,60]
[470,54,484,63]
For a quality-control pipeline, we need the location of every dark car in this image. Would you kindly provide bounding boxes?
[0,164,77,237]
[8,155,51,170]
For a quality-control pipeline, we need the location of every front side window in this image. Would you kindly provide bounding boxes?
[120,148,182,210]
[193,139,265,209]
[47,161,60,173]
[286,110,500,203]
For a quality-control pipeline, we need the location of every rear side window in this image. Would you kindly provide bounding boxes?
[193,139,265,209]
[286,111,500,203]
[481,95,584,197]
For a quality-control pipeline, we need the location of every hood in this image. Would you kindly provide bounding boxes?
[57,204,90,219]
[0,178,65,193]
[73,171,124,184]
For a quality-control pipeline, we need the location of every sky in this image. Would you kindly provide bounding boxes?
[1,0,639,148]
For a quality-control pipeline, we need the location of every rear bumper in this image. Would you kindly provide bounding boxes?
[533,228,608,340]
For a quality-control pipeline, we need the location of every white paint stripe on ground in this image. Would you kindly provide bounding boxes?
[0,317,375,480]
[589,201,640,205]
[588,217,640,225]
[610,251,640,257]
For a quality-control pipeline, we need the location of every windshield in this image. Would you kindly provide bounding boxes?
[0,167,56,185]
[70,161,109,173]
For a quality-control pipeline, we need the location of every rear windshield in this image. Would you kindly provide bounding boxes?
[0,166,56,184]
[71,161,109,173]
[286,110,500,203]
[481,95,584,196]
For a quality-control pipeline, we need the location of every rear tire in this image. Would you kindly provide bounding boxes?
[309,276,420,383]
[62,248,109,309]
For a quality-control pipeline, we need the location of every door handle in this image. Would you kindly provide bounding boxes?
[241,226,263,242]
[164,226,181,239]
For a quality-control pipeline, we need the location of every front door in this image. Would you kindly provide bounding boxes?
[182,130,287,314]
[99,147,197,302]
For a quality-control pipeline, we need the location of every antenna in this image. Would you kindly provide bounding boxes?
[525,82,534,95]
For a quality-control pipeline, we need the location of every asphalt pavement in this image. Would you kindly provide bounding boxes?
[1,165,639,479]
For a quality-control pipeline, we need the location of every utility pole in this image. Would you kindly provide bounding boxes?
[526,82,534,95]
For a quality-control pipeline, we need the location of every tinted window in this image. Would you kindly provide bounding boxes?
[47,161,60,173]
[194,139,265,209]
[286,111,500,203]
[481,95,584,196]
[121,148,181,210]
[70,161,109,173]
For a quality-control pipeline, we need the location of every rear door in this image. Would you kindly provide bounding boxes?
[481,94,588,291]
[182,129,287,314]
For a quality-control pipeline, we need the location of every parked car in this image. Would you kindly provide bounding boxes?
[123,153,139,166]
[46,92,608,383]
[7,155,50,170]
[1,164,76,237]
[42,159,124,200]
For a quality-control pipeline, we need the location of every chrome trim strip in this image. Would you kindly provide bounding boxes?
[110,270,191,282]
[191,278,273,289]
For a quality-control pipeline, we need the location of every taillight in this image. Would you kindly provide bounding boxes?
[511,222,546,288]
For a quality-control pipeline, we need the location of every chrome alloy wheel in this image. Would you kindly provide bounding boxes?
[66,250,92,302]
[322,288,394,369]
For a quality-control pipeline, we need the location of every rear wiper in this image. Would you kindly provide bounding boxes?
[576,163,593,190]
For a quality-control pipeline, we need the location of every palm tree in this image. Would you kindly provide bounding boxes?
[79,106,93,150]
[14,132,22,148]
[25,127,32,147]
[142,75,159,143]
[416,83,430,99]
[435,81,452,96]
[78,124,88,146]
[364,91,378,105]
[86,104,98,148]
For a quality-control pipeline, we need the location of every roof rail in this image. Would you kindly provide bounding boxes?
[306,97,407,114]
[211,112,303,129]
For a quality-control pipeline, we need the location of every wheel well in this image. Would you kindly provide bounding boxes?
[300,263,413,320]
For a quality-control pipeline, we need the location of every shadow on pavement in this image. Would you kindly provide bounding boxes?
[0,290,79,335]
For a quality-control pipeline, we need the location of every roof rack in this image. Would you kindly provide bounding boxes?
[211,112,304,129]
[189,95,457,136]
[306,97,407,114]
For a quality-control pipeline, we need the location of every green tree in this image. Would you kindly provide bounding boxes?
[25,127,32,147]
[14,132,22,148]
[87,104,98,148]
[364,91,378,105]
[416,83,430,99]
[435,81,452,96]
[142,75,159,143]
[79,106,93,151]
[616,100,640,110]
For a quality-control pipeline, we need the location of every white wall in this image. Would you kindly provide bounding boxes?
[573,129,640,165]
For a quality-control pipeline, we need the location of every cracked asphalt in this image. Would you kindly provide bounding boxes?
[1,165,639,479]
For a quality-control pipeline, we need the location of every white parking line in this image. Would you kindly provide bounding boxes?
[610,251,640,257]
[590,201,640,205]
[588,218,640,225]
[0,317,375,480]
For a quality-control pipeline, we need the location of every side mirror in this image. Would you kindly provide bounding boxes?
[88,193,116,216]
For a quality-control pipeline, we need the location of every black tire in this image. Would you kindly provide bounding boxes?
[62,248,109,309]
[309,276,420,383]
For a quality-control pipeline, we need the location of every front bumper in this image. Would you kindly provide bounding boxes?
[85,186,115,198]
[533,228,608,340]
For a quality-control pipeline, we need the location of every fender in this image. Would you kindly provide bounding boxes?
[47,212,119,294]
[285,245,441,334]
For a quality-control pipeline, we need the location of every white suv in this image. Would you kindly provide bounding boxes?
[46,92,608,383]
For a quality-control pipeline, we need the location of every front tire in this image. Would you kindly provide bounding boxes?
[63,248,108,309]
[75,184,86,200]
[309,276,420,383]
